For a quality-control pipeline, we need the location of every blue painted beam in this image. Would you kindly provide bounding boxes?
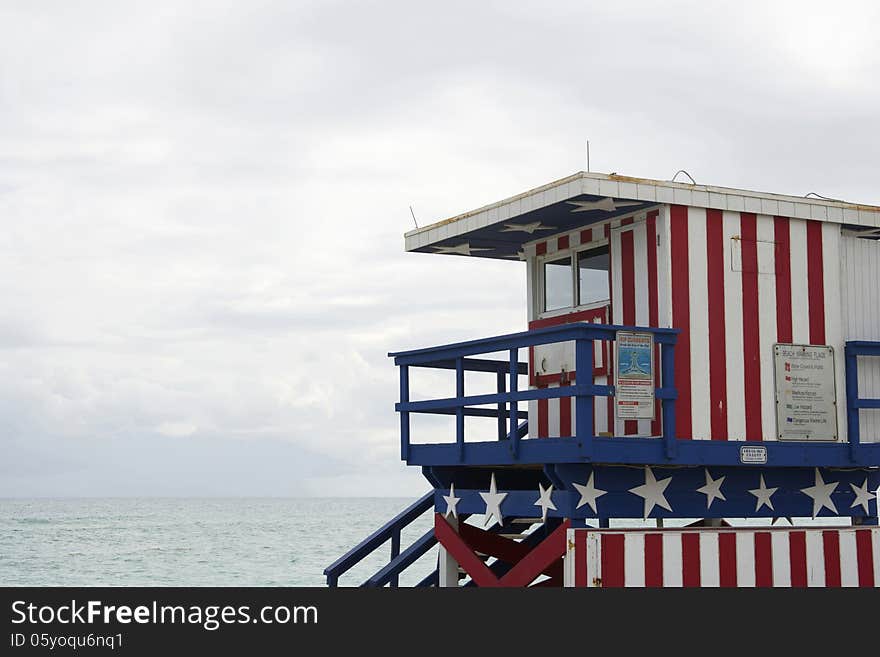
[362,529,437,588]
[406,437,880,468]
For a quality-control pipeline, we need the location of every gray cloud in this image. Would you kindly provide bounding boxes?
[1,0,878,497]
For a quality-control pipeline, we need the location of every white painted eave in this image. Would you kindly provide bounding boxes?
[404,171,880,253]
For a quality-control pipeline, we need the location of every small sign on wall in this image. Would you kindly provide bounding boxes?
[774,344,838,441]
[615,331,655,420]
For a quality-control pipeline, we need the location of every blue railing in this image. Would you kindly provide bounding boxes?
[323,492,436,587]
[845,341,880,459]
[389,323,679,462]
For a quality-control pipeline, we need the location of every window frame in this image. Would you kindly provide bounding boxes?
[536,238,610,320]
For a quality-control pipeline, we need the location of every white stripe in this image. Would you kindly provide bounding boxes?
[658,207,672,328]
[756,215,778,441]
[548,393,561,437]
[822,223,847,442]
[609,227,623,437]
[528,399,538,439]
[736,532,756,587]
[789,219,810,344]
[595,374,608,435]
[633,224,652,436]
[699,531,720,587]
[568,396,575,438]
[839,529,859,588]
[873,528,880,587]
[624,532,646,587]
[723,211,746,441]
[587,533,601,588]
[771,530,791,587]
[805,530,826,587]
[662,532,683,587]
[687,207,711,440]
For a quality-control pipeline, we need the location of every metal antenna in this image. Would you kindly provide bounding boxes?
[409,205,419,229]
[671,169,696,184]
[585,140,591,172]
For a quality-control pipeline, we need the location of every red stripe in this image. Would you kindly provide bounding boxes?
[646,212,661,437]
[559,382,572,437]
[644,533,663,587]
[670,205,692,439]
[718,532,737,587]
[823,530,841,587]
[706,209,728,441]
[575,529,587,587]
[806,220,826,344]
[740,213,763,441]
[537,396,549,438]
[535,241,547,256]
[620,226,637,436]
[754,532,773,586]
[601,533,625,587]
[681,533,701,587]
[789,531,807,587]
[580,228,593,244]
[855,529,875,587]
[774,217,793,343]
[557,235,570,251]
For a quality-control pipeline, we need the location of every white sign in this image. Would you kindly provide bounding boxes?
[774,344,838,441]
[615,331,655,420]
[739,445,767,464]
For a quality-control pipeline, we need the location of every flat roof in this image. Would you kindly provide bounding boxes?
[405,171,880,260]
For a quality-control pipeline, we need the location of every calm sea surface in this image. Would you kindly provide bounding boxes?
[0,498,435,587]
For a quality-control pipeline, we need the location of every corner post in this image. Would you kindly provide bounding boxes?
[661,341,677,459]
[575,337,594,458]
[400,364,410,461]
[845,345,860,463]
[438,516,460,587]
[456,358,465,462]
[496,368,507,441]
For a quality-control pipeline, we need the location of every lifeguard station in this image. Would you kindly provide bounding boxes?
[325,172,880,587]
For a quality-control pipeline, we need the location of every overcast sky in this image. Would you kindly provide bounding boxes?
[1,1,878,497]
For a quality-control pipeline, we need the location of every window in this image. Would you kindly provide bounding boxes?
[577,245,610,306]
[543,256,573,311]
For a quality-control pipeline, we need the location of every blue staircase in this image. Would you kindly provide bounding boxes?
[324,491,437,587]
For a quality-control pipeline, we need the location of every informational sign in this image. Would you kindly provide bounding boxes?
[774,344,838,441]
[615,331,654,420]
[739,445,767,464]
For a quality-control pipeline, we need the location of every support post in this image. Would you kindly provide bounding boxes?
[390,529,401,587]
[496,369,507,441]
[661,342,677,459]
[456,358,465,462]
[400,365,410,461]
[575,338,594,458]
[845,346,860,463]
[438,517,460,587]
[510,348,519,458]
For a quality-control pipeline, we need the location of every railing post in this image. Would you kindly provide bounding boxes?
[456,358,465,462]
[400,365,410,461]
[575,338,594,457]
[390,528,401,587]
[845,346,860,463]
[496,368,506,441]
[510,348,519,458]
[661,342,677,459]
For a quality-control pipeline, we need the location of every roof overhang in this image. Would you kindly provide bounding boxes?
[405,171,880,259]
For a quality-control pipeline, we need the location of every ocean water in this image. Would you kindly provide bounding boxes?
[0,498,436,587]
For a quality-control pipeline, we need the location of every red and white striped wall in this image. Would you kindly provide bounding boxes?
[527,207,846,442]
[565,527,880,587]
[664,207,845,442]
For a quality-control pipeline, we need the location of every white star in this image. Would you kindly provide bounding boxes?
[800,468,839,518]
[572,472,607,514]
[696,469,726,509]
[442,483,461,519]
[849,478,877,514]
[628,466,673,518]
[479,473,508,527]
[748,474,778,512]
[430,243,492,256]
[533,483,557,523]
[566,198,644,213]
[499,221,555,234]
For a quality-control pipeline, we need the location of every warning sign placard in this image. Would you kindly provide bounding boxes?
[773,344,838,441]
[615,331,655,420]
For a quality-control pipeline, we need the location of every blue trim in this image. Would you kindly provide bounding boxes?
[406,436,880,468]
[845,340,880,460]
